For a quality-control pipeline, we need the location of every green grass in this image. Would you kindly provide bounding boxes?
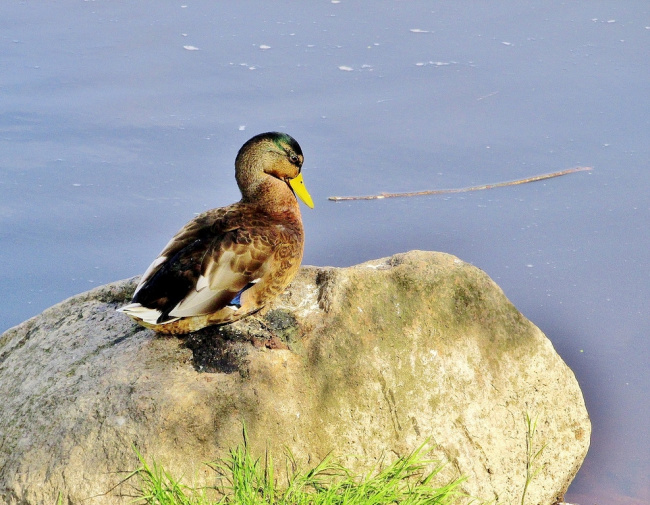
[521,412,548,505]
[125,413,549,505]
[128,435,468,505]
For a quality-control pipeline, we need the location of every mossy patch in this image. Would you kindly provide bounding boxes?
[263,309,303,350]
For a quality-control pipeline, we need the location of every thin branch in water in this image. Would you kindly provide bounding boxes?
[328,166,593,202]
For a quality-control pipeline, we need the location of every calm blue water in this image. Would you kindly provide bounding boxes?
[1,2,648,502]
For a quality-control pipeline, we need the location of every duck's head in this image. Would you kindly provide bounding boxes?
[235,132,314,209]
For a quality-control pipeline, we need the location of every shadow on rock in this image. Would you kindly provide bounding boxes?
[181,309,300,374]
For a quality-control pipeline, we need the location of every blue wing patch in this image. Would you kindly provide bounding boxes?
[228,281,257,309]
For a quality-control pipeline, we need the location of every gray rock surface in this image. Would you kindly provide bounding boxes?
[0,251,590,504]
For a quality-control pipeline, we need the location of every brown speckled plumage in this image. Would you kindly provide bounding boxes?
[118,132,313,334]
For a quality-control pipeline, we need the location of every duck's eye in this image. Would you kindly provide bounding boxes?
[289,153,299,164]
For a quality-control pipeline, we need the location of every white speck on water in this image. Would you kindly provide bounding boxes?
[259,44,271,50]
[410,28,431,33]
[181,5,187,8]
[331,0,340,4]
[181,33,187,37]
[338,65,353,71]
[477,91,499,101]
[238,125,246,131]
[607,19,616,23]
[416,61,451,67]
[183,45,200,51]
[501,41,512,46]
[72,183,81,187]
[526,264,534,268]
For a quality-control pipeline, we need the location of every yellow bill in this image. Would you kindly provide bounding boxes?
[289,173,314,208]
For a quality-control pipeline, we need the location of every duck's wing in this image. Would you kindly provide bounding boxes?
[165,226,271,319]
[121,209,273,325]
[130,211,218,299]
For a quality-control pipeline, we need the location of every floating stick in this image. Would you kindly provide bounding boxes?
[328,166,593,202]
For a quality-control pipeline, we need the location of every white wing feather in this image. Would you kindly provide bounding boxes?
[117,303,179,325]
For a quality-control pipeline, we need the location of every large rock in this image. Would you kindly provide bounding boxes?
[0,251,590,504]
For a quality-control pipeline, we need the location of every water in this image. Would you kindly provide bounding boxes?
[1,2,648,502]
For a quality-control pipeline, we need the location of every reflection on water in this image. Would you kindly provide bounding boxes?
[1,2,648,502]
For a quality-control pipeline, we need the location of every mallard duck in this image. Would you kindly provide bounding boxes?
[118,131,313,334]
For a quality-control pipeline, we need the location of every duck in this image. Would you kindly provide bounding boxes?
[117,131,314,334]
